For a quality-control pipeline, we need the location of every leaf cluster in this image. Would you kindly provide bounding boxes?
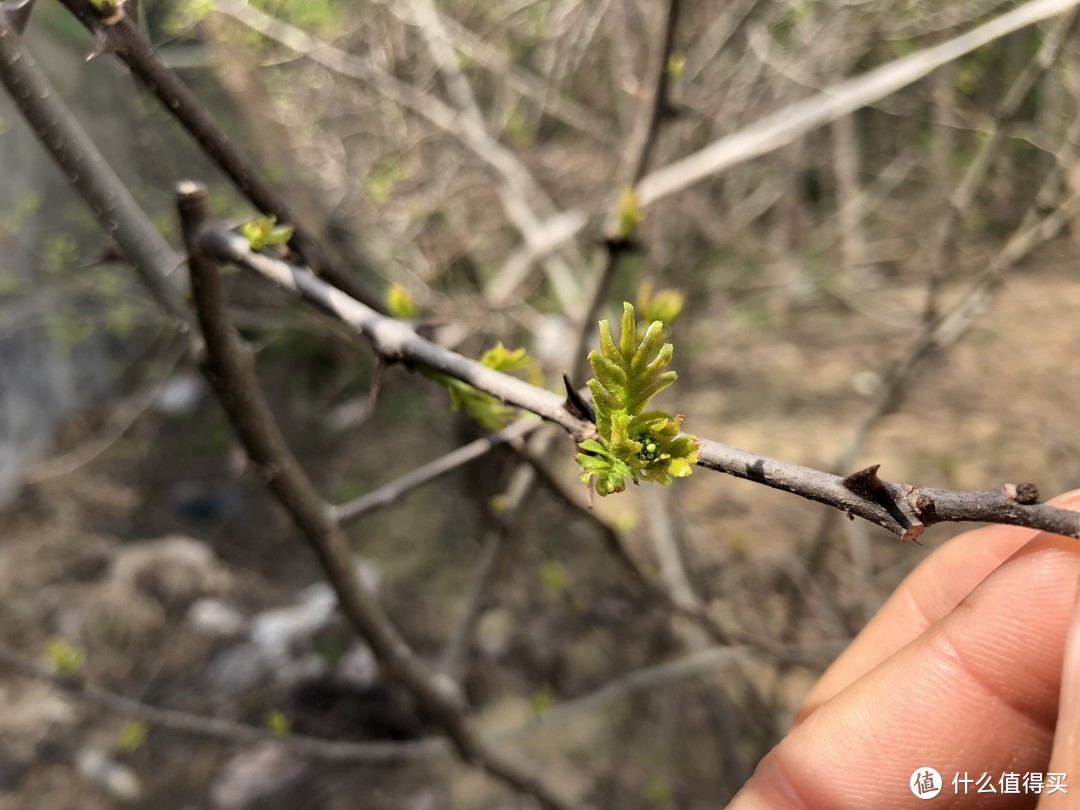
[576,303,698,496]
[240,215,293,251]
[430,342,533,431]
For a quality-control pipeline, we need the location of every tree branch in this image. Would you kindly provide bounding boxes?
[178,182,584,810]
[922,9,1079,322]
[634,0,1080,207]
[332,417,544,524]
[479,0,1080,268]
[185,210,1080,543]
[214,0,586,314]
[0,20,189,329]
[54,0,385,313]
[0,644,441,762]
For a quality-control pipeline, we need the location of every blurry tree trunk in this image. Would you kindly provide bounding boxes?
[200,15,375,273]
[831,114,866,281]
[771,141,813,315]
[931,62,956,221]
[1062,43,1080,244]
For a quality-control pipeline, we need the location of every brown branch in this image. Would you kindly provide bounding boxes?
[55,0,385,313]
[0,20,189,329]
[332,417,544,524]
[192,220,596,441]
[178,182,584,810]
[0,645,441,762]
[214,0,585,314]
[186,211,1080,543]
[622,0,682,186]
[572,0,684,380]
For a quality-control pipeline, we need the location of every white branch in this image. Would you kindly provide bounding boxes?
[636,0,1080,207]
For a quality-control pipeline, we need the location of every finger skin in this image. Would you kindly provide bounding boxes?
[1040,571,1080,809]
[731,538,1080,809]
[799,490,1080,721]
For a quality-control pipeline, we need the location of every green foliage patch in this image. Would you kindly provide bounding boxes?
[428,342,534,431]
[576,303,698,496]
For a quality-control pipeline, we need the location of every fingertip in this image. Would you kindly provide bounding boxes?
[798,489,1080,720]
[745,542,1080,808]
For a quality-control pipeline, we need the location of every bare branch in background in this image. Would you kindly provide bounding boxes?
[423,8,612,144]
[405,0,584,312]
[0,645,442,763]
[54,0,386,312]
[333,417,544,524]
[214,0,586,313]
[487,639,847,742]
[571,0,684,380]
[489,0,1080,267]
[922,9,1079,321]
[635,0,1080,207]
[0,21,189,328]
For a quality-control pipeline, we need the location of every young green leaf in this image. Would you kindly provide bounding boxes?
[575,302,698,496]
[636,280,685,329]
[47,637,86,676]
[386,282,417,319]
[240,215,294,251]
[427,343,535,431]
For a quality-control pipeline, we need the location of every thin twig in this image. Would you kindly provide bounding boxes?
[406,0,584,312]
[333,417,544,524]
[481,0,1080,269]
[571,0,684,381]
[486,639,846,742]
[0,645,442,762]
[423,9,611,144]
[22,340,187,483]
[178,182,584,810]
[439,525,505,679]
[635,0,1080,207]
[922,9,1079,322]
[0,21,189,329]
[214,0,585,313]
[194,222,597,440]
[54,0,385,313]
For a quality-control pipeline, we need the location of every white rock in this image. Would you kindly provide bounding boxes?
[186,598,246,637]
[153,372,205,415]
[250,583,336,658]
[211,743,305,810]
[336,643,378,688]
[852,370,882,397]
[75,747,142,802]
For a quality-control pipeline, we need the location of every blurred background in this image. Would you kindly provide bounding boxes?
[2,0,1080,807]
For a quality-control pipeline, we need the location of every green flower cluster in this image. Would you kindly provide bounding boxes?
[576,303,699,496]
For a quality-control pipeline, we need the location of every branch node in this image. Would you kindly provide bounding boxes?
[1004,482,1039,504]
[907,489,936,517]
[561,373,595,424]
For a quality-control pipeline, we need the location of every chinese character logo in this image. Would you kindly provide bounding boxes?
[911,767,943,799]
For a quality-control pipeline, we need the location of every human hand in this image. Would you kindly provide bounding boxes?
[731,490,1080,808]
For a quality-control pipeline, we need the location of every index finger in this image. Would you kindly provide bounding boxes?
[798,489,1080,722]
